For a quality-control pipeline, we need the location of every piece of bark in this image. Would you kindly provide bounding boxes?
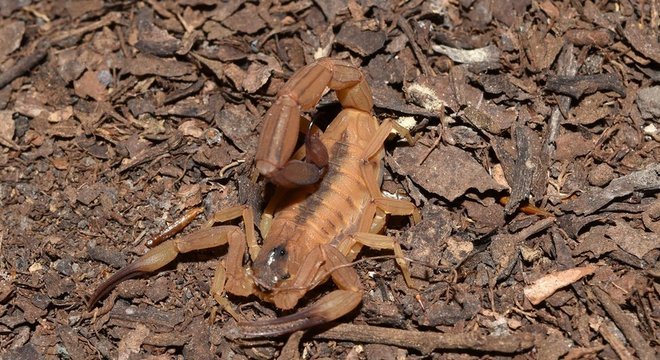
[562,164,660,215]
[546,73,626,99]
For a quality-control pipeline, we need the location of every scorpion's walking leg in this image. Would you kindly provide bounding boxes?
[359,118,414,199]
[339,197,420,289]
[352,119,420,288]
[237,245,363,338]
[203,205,259,314]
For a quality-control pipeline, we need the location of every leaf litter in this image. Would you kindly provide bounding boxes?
[0,0,658,359]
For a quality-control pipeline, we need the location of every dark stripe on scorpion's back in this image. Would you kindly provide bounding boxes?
[293,131,358,229]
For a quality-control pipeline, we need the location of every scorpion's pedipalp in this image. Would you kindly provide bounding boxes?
[242,244,363,338]
[88,226,251,309]
[267,160,325,188]
[87,262,148,310]
[304,131,329,170]
[236,289,362,338]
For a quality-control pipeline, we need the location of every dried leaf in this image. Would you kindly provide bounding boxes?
[562,164,660,215]
[127,54,196,77]
[117,324,150,360]
[606,221,659,259]
[623,22,660,64]
[0,20,24,61]
[392,144,506,201]
[524,266,598,305]
[336,21,387,56]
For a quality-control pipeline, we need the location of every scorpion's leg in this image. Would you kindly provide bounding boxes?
[87,225,248,309]
[203,205,259,261]
[237,244,362,338]
[202,205,259,308]
[340,197,420,289]
[359,118,414,199]
[351,120,420,288]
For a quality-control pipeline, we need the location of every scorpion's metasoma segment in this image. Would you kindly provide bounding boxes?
[88,58,420,338]
[255,57,373,187]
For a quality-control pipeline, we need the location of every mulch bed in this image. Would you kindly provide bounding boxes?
[0,0,658,359]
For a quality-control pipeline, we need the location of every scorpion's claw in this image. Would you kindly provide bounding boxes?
[236,289,362,338]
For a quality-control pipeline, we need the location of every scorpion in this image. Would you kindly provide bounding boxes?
[88,58,420,337]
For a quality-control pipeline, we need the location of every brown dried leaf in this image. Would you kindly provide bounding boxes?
[336,21,387,56]
[524,265,598,305]
[73,70,108,101]
[491,0,532,27]
[623,21,660,64]
[215,103,257,152]
[64,0,103,18]
[135,8,181,56]
[562,163,660,215]
[462,104,516,135]
[191,53,224,81]
[243,62,272,93]
[127,54,196,77]
[223,63,246,91]
[178,120,205,138]
[0,20,24,61]
[223,4,266,34]
[574,226,617,258]
[391,144,506,201]
[177,183,202,209]
[0,110,15,144]
[642,199,660,233]
[606,221,659,259]
[525,31,563,72]
[555,131,594,161]
[54,48,86,83]
[571,92,614,125]
[463,199,506,234]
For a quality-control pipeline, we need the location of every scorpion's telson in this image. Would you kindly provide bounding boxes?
[255,58,373,188]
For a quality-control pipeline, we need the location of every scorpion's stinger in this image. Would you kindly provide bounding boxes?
[266,130,329,187]
[255,58,371,187]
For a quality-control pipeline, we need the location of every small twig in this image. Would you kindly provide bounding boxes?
[312,323,537,354]
[417,127,442,166]
[397,15,434,76]
[592,287,656,360]
[0,42,48,89]
[277,331,304,360]
[147,207,204,247]
[50,12,123,44]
